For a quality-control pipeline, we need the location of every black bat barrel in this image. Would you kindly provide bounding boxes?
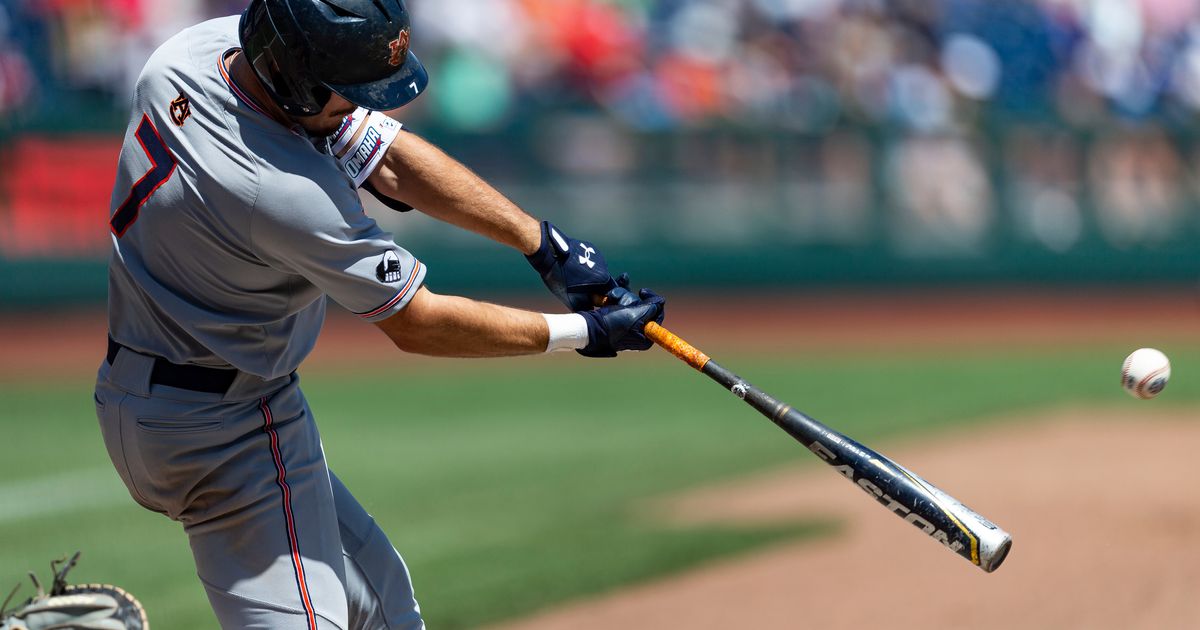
[700,360,1011,572]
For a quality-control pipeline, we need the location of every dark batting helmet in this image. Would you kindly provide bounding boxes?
[239,0,429,117]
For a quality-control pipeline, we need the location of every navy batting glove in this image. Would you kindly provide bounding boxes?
[578,288,667,358]
[606,272,638,307]
[526,221,616,311]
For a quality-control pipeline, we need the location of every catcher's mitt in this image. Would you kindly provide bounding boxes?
[0,553,148,630]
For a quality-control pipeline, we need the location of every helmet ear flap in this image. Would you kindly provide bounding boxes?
[258,56,289,98]
[256,52,332,113]
[310,86,333,111]
[240,0,331,116]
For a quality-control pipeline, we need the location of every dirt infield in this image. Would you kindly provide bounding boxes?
[493,407,1200,630]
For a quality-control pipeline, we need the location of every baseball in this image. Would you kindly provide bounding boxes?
[1121,348,1171,399]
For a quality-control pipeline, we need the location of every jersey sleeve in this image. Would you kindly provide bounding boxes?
[327,107,402,187]
[252,172,426,322]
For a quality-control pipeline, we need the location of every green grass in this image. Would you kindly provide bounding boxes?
[2,345,1198,628]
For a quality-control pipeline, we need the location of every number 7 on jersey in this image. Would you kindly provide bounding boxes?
[110,114,178,237]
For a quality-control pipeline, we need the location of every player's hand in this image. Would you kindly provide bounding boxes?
[526,221,616,311]
[577,288,666,358]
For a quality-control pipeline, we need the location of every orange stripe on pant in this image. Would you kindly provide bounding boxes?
[260,398,319,630]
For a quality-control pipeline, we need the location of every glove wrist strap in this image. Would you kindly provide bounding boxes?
[525,221,557,267]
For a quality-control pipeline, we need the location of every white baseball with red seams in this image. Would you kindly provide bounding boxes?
[1121,348,1171,399]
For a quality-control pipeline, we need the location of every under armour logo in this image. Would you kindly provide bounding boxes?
[577,245,596,269]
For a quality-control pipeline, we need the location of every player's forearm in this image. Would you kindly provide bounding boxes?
[376,287,549,357]
[368,132,542,255]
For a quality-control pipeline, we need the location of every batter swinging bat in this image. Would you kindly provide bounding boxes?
[643,321,1012,573]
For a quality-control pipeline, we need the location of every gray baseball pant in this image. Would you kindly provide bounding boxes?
[95,345,423,629]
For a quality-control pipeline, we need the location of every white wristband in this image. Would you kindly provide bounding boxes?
[543,313,590,353]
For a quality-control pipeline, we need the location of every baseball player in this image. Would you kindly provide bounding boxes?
[93,1,666,629]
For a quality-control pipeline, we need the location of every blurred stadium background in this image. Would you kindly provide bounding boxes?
[3,0,1200,298]
[3,1,1200,629]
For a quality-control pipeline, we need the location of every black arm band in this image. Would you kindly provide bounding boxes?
[362,181,414,213]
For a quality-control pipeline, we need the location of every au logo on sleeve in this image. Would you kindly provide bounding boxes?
[376,250,403,283]
[169,92,192,126]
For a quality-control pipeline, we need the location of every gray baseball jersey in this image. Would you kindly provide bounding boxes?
[97,15,426,630]
[107,15,424,380]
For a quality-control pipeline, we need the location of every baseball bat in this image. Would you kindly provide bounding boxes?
[642,321,1012,573]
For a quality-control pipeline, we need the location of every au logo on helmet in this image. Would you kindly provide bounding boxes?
[388,29,410,67]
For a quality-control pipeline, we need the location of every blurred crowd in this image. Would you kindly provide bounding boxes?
[2,0,1200,131]
[0,0,1194,271]
[409,0,1200,131]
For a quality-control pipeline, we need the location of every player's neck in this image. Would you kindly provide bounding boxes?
[227,51,296,130]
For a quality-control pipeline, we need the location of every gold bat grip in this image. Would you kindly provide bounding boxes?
[643,322,710,371]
